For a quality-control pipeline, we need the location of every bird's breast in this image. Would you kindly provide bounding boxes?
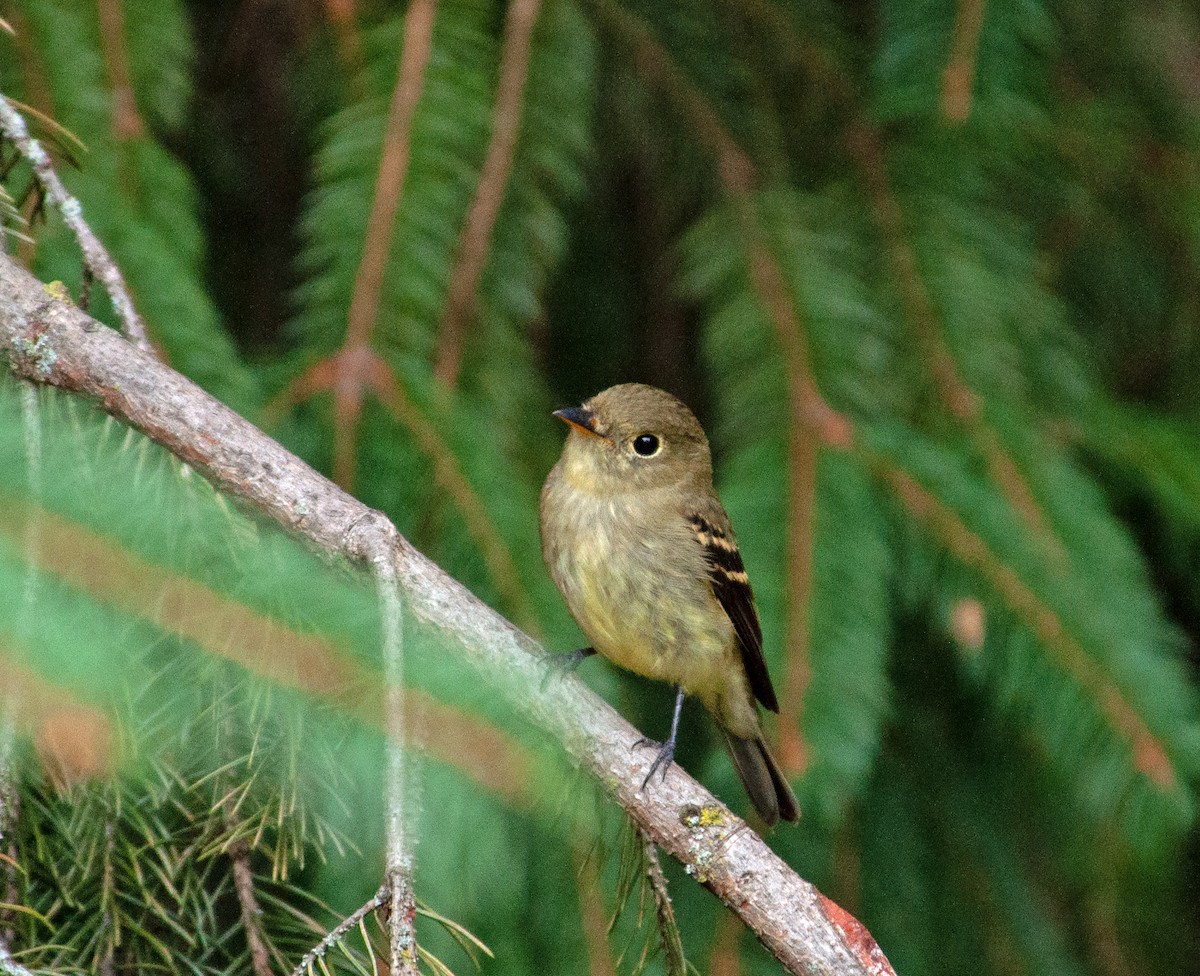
[541,478,732,689]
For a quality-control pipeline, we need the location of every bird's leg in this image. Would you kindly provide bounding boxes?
[540,646,597,692]
[634,686,685,788]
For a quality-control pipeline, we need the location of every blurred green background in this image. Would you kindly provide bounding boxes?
[2,0,1200,973]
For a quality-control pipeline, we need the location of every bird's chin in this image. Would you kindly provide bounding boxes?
[561,443,622,492]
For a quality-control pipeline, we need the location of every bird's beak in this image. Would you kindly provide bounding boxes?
[552,406,606,440]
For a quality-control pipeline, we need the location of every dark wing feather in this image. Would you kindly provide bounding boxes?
[688,512,779,712]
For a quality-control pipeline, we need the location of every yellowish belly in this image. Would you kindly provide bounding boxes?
[551,508,733,694]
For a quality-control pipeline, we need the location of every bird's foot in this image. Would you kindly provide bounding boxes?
[632,736,676,789]
[540,646,596,693]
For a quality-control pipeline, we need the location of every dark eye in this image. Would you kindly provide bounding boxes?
[632,434,661,457]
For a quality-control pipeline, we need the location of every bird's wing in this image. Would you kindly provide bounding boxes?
[687,507,779,713]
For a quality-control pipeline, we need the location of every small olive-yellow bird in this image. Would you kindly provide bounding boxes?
[540,383,798,825]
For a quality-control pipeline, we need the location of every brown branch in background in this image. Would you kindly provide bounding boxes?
[345,0,435,349]
[591,0,755,199]
[434,0,543,387]
[291,883,388,976]
[6,9,55,129]
[846,122,1063,554]
[373,364,541,635]
[6,1,62,276]
[942,0,988,123]
[267,344,540,634]
[0,252,894,976]
[95,0,145,141]
[778,423,817,774]
[830,812,862,936]
[0,94,151,352]
[572,844,619,976]
[710,910,743,976]
[334,0,437,488]
[878,461,1177,789]
[223,800,274,976]
[320,0,366,84]
[642,837,686,976]
[1086,888,1144,976]
[735,3,1063,556]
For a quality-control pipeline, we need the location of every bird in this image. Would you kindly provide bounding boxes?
[539,382,799,825]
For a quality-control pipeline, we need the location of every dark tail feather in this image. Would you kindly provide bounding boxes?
[722,732,800,827]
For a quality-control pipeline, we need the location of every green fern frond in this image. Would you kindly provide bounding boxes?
[681,189,895,826]
[867,418,1199,858]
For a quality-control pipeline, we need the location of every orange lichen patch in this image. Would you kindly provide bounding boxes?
[0,500,534,805]
[817,892,897,976]
[0,653,115,787]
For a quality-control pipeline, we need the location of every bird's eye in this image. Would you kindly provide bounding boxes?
[632,434,661,457]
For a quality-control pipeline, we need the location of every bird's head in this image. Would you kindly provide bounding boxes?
[552,383,713,493]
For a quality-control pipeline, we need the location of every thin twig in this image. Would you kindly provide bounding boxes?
[374,553,419,976]
[434,0,542,386]
[227,818,274,976]
[641,837,685,976]
[290,883,388,976]
[0,94,151,352]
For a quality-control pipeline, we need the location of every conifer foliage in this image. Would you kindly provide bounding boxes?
[2,0,1200,973]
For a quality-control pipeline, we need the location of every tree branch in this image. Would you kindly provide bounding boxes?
[641,836,685,975]
[0,253,895,976]
[291,883,388,976]
[434,0,542,387]
[224,807,274,976]
[333,0,437,489]
[0,97,150,353]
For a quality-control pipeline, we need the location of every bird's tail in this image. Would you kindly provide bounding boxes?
[722,731,800,827]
